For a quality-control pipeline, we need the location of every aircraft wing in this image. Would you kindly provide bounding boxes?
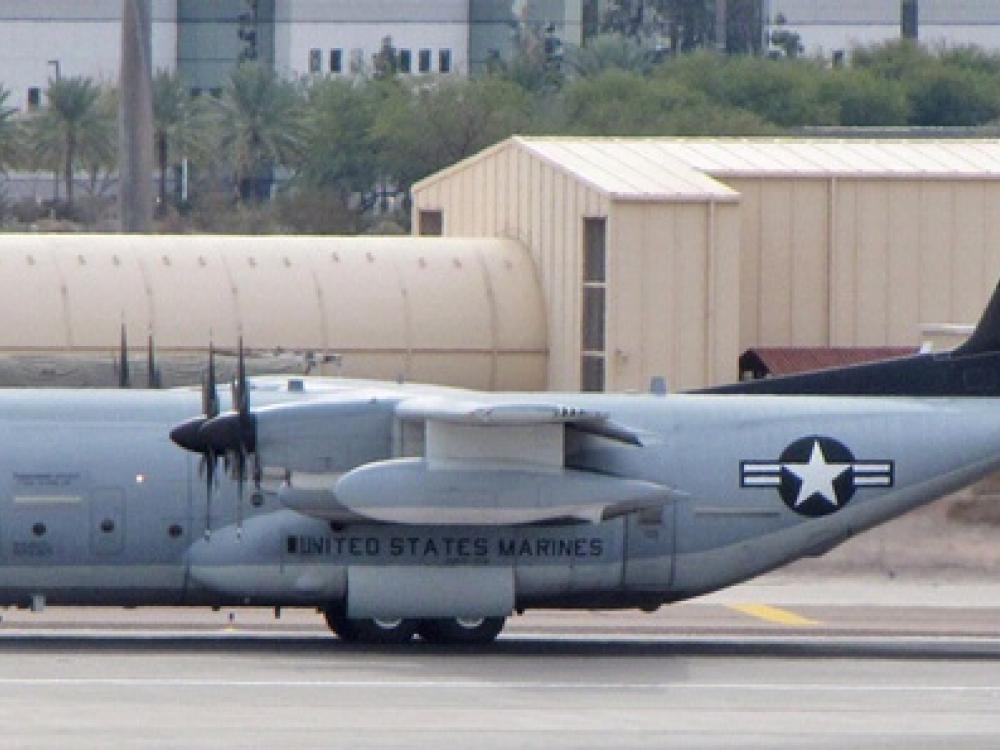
[395,396,645,446]
[292,395,674,526]
[181,387,675,527]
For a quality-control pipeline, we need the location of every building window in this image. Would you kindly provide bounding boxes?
[582,355,605,392]
[399,49,412,73]
[584,217,606,283]
[439,49,452,73]
[308,48,321,73]
[26,87,41,110]
[901,0,919,39]
[418,210,443,236]
[418,49,431,73]
[330,49,342,73]
[350,48,364,74]
[582,286,606,352]
[581,217,607,392]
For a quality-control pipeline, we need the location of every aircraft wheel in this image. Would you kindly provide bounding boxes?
[417,616,506,645]
[324,609,418,644]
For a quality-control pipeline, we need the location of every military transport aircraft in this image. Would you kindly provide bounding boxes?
[5,285,1000,645]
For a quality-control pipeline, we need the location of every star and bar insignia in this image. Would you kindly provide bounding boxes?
[741,435,894,517]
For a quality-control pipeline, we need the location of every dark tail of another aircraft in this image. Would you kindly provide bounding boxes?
[699,281,1000,397]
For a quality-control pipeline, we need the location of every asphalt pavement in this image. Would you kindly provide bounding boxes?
[0,576,997,749]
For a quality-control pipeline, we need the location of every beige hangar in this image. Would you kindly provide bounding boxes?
[412,136,1000,391]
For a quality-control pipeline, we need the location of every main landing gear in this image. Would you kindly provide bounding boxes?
[323,608,505,645]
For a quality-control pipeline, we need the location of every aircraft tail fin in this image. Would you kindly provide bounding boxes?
[952,280,1000,357]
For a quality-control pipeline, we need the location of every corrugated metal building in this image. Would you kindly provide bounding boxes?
[0,235,546,390]
[412,137,1000,392]
[412,138,743,392]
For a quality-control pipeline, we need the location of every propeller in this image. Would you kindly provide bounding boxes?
[170,339,259,540]
[169,341,222,538]
[118,323,130,388]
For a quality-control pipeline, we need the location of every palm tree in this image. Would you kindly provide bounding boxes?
[30,76,113,210]
[212,63,303,202]
[0,86,20,173]
[152,69,205,212]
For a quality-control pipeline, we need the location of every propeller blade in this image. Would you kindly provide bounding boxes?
[203,341,219,419]
[147,332,160,389]
[118,323,130,389]
[204,445,217,540]
[235,448,245,539]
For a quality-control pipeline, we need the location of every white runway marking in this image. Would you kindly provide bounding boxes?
[0,677,995,693]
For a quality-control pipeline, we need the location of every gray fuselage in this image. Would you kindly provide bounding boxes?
[0,384,996,614]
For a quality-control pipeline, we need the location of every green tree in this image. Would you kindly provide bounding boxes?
[0,86,20,173]
[29,76,114,210]
[907,65,1000,126]
[657,52,836,127]
[297,76,379,204]
[80,86,118,197]
[152,69,205,212]
[558,68,772,134]
[851,40,935,81]
[212,63,304,202]
[372,36,399,81]
[819,68,910,126]
[373,77,532,191]
[851,41,1000,126]
[564,34,655,78]
[602,1,715,54]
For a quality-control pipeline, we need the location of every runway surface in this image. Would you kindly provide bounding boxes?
[0,577,998,749]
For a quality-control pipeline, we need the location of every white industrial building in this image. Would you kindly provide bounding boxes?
[0,1,585,111]
[0,0,178,112]
[768,0,1000,59]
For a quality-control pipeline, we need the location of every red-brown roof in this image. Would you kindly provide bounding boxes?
[740,347,918,377]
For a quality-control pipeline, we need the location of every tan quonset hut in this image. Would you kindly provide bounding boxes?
[412,137,1000,391]
[0,235,546,390]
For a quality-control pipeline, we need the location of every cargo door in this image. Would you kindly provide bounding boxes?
[90,487,126,556]
[623,502,674,591]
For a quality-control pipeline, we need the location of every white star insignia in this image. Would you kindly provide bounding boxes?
[784,440,850,508]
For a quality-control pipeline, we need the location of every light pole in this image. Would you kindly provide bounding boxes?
[47,60,61,201]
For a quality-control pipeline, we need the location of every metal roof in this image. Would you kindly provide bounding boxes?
[740,347,918,378]
[415,137,1000,202]
[649,139,1000,178]
[413,137,1000,204]
[513,137,740,202]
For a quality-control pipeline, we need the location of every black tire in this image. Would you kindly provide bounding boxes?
[417,616,506,645]
[324,610,418,645]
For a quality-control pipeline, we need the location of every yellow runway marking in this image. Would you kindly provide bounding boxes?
[728,603,819,627]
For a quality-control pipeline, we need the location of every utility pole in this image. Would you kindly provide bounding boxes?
[119,0,154,232]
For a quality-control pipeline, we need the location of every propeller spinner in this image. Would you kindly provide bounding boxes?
[169,342,224,538]
[168,339,258,539]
